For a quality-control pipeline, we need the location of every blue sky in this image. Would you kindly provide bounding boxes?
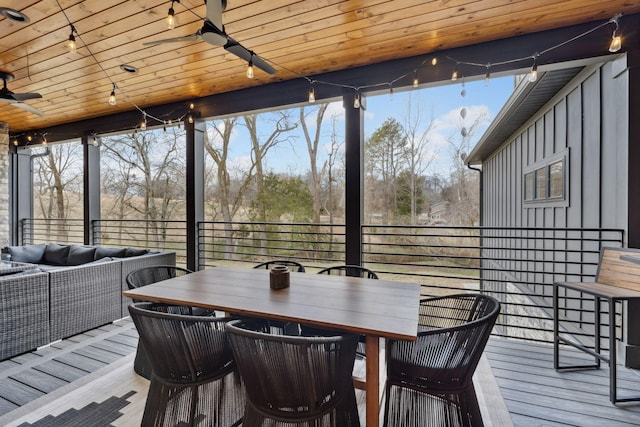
[207,75,516,179]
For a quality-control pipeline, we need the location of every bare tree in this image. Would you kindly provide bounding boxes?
[402,94,436,224]
[244,111,297,223]
[365,118,407,222]
[244,112,296,256]
[205,117,246,223]
[322,114,345,225]
[444,111,486,226]
[101,127,185,247]
[299,104,328,223]
[33,143,83,241]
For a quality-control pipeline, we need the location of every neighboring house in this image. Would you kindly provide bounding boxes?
[466,53,637,366]
[418,201,450,225]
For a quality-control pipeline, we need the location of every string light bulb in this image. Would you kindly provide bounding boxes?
[484,64,491,86]
[140,113,147,130]
[353,92,360,109]
[41,133,47,145]
[308,85,315,103]
[108,83,117,106]
[431,57,437,66]
[529,61,538,83]
[451,64,458,81]
[166,1,177,30]
[246,53,254,79]
[187,113,194,124]
[92,134,99,147]
[412,70,419,88]
[13,139,18,146]
[609,14,622,52]
[66,24,77,53]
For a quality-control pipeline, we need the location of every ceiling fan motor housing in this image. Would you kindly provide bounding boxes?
[201,20,227,46]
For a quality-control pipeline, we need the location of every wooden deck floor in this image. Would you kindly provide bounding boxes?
[0,319,639,426]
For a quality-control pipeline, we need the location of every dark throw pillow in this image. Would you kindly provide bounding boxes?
[6,244,47,263]
[94,246,127,260]
[43,243,71,266]
[67,245,98,266]
[124,248,149,257]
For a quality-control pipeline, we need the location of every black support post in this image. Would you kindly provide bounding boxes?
[343,92,365,266]
[626,49,640,368]
[9,147,33,245]
[83,134,101,245]
[186,119,205,271]
[629,49,640,248]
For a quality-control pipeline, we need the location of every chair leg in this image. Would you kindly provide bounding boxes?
[460,384,483,427]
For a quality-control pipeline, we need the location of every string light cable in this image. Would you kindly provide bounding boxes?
[16,9,623,144]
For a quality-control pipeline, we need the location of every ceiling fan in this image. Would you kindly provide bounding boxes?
[0,71,44,116]
[144,0,276,75]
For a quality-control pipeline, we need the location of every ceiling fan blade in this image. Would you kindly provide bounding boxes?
[205,0,224,31]
[0,98,44,116]
[224,39,277,75]
[143,33,201,46]
[12,92,42,102]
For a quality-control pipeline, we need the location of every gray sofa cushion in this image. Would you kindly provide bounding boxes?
[95,246,127,260]
[43,244,71,266]
[68,245,97,265]
[6,244,46,263]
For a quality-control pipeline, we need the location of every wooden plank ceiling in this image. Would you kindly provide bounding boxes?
[1,0,639,134]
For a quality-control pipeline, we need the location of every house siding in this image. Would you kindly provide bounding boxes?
[481,60,628,331]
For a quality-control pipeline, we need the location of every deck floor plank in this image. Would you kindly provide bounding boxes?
[53,353,108,373]
[8,353,43,365]
[73,345,127,364]
[0,397,18,415]
[485,337,640,426]
[90,340,137,356]
[9,369,69,394]
[0,378,44,406]
[32,360,90,383]
[2,321,640,426]
[0,360,20,374]
[105,334,139,348]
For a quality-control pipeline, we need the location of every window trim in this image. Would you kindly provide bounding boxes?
[523,149,569,207]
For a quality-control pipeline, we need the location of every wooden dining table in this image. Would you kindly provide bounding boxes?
[123,265,420,426]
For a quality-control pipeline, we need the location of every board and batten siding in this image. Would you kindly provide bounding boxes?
[481,60,628,336]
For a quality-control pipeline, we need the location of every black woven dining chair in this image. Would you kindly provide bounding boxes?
[226,318,361,426]
[129,302,245,427]
[126,265,214,379]
[383,293,500,427]
[254,260,306,272]
[254,260,306,334]
[316,264,379,358]
[317,264,378,279]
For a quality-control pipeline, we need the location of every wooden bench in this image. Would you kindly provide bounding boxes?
[553,246,640,404]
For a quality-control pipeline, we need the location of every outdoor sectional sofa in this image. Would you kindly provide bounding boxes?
[0,243,175,360]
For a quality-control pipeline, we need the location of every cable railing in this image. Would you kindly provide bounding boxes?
[198,221,346,270]
[20,218,625,347]
[21,218,85,245]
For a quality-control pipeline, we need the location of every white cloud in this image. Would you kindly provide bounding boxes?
[433,104,491,133]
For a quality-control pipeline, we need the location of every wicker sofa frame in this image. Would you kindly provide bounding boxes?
[0,246,175,359]
[0,271,50,360]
